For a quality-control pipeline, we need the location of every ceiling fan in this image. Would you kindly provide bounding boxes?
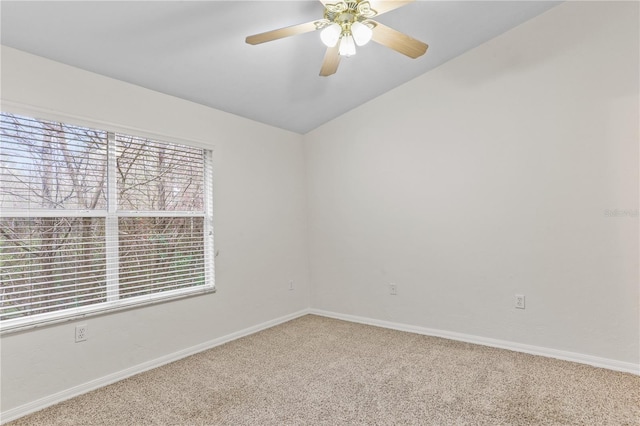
[246,0,428,77]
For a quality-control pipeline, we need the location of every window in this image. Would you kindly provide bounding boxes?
[0,112,214,331]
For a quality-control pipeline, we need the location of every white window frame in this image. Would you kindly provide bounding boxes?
[0,105,215,333]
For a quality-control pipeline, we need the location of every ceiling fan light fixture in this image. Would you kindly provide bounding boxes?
[339,33,356,57]
[351,21,372,46]
[320,23,342,47]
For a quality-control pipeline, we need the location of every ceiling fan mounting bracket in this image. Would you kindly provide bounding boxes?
[324,1,377,25]
[322,1,378,38]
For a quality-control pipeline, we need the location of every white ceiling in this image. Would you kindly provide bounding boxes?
[1,1,560,134]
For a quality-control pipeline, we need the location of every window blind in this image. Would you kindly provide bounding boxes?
[0,114,108,211]
[0,112,214,331]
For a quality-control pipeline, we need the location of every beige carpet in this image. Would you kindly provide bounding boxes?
[8,315,640,425]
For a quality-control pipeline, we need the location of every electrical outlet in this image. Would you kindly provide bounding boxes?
[75,324,88,342]
[288,280,294,291]
[389,283,398,295]
[515,294,525,309]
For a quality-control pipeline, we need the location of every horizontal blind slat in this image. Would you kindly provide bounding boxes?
[119,266,205,286]
[120,279,206,297]
[1,278,108,294]
[2,286,107,307]
[1,294,109,319]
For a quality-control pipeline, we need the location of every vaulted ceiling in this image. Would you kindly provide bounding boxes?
[1,1,560,134]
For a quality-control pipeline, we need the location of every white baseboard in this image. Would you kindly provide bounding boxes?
[0,308,310,425]
[4,307,637,424]
[309,309,640,376]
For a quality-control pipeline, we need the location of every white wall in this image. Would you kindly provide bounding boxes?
[305,1,639,365]
[1,0,639,418]
[0,46,310,412]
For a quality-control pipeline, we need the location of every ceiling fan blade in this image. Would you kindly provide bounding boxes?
[369,1,415,16]
[246,21,320,45]
[370,21,428,58]
[319,44,341,77]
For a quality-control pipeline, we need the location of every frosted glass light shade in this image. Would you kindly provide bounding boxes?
[339,34,356,57]
[351,21,373,46]
[320,23,342,47]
